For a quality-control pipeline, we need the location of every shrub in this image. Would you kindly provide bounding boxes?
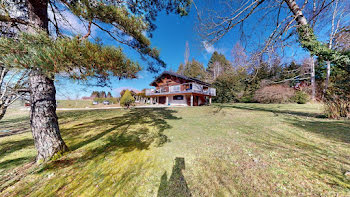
[93,97,104,103]
[120,89,135,108]
[324,94,350,119]
[254,85,295,103]
[105,97,119,104]
[212,72,246,103]
[292,91,309,104]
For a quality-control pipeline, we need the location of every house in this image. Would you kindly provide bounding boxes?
[145,71,216,106]
[81,96,94,100]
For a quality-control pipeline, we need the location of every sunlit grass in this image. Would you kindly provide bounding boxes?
[0,103,349,196]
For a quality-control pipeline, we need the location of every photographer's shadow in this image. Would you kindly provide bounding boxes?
[157,157,191,197]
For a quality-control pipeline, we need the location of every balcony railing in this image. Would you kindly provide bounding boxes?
[145,83,216,96]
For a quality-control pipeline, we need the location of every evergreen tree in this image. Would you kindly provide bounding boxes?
[183,59,206,80]
[91,91,100,98]
[120,89,135,109]
[107,92,112,98]
[177,63,185,75]
[213,71,247,103]
[0,0,190,162]
[206,51,232,81]
[100,91,107,98]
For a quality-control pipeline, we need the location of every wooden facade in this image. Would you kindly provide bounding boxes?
[145,71,216,106]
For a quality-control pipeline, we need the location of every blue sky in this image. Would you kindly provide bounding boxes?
[56,7,222,99]
[54,3,330,99]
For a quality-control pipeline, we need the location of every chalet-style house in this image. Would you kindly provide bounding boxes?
[145,71,216,106]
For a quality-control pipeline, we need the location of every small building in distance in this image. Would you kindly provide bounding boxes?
[145,71,216,106]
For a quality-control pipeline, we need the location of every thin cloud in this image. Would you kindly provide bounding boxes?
[202,41,216,54]
[48,7,97,37]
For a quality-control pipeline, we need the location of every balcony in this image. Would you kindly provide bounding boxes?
[145,83,216,97]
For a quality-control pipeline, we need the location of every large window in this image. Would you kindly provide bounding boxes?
[170,85,181,92]
[173,95,184,100]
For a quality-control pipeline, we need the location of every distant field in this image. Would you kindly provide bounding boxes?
[57,100,121,108]
[1,103,349,196]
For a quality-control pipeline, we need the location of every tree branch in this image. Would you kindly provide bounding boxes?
[0,15,30,26]
[81,21,92,40]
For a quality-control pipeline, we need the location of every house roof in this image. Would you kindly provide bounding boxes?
[150,71,211,87]
[132,89,142,94]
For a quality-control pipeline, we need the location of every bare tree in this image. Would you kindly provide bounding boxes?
[231,42,248,69]
[212,61,222,79]
[0,65,29,120]
[323,0,349,93]
[0,1,29,120]
[197,0,344,60]
[184,41,190,65]
[334,25,350,50]
[197,0,350,99]
[302,57,316,100]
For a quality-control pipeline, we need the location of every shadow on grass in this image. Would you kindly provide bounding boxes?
[245,115,350,189]
[215,104,322,118]
[0,116,30,138]
[0,139,33,159]
[41,108,181,171]
[0,157,33,172]
[158,157,191,197]
[215,104,350,189]
[287,118,350,144]
[69,108,180,151]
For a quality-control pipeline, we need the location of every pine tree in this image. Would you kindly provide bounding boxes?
[183,59,207,80]
[100,91,107,98]
[207,51,232,81]
[177,63,185,75]
[90,91,99,98]
[107,92,112,98]
[0,0,190,162]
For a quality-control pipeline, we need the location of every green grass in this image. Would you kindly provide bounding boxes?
[57,100,123,108]
[0,103,349,196]
[56,100,99,108]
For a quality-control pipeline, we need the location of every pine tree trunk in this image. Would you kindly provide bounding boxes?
[28,0,68,162]
[30,70,68,161]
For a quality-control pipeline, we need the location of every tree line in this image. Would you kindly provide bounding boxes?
[190,0,349,119]
[90,91,119,104]
[178,37,349,112]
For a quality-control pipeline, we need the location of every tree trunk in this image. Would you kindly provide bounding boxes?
[324,61,331,92]
[310,57,316,101]
[284,0,308,26]
[285,0,318,101]
[0,106,7,121]
[30,70,68,161]
[28,0,67,162]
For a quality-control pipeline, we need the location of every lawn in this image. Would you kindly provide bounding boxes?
[0,103,349,196]
[56,100,121,108]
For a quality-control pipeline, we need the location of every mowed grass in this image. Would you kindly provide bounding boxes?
[57,100,122,108]
[0,103,349,196]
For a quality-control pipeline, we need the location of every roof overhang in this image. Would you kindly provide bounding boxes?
[150,71,212,87]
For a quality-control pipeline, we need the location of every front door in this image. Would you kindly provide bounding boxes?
[194,96,199,106]
[159,96,166,104]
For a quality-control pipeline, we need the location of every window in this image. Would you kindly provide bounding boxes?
[173,95,184,100]
[170,85,181,92]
